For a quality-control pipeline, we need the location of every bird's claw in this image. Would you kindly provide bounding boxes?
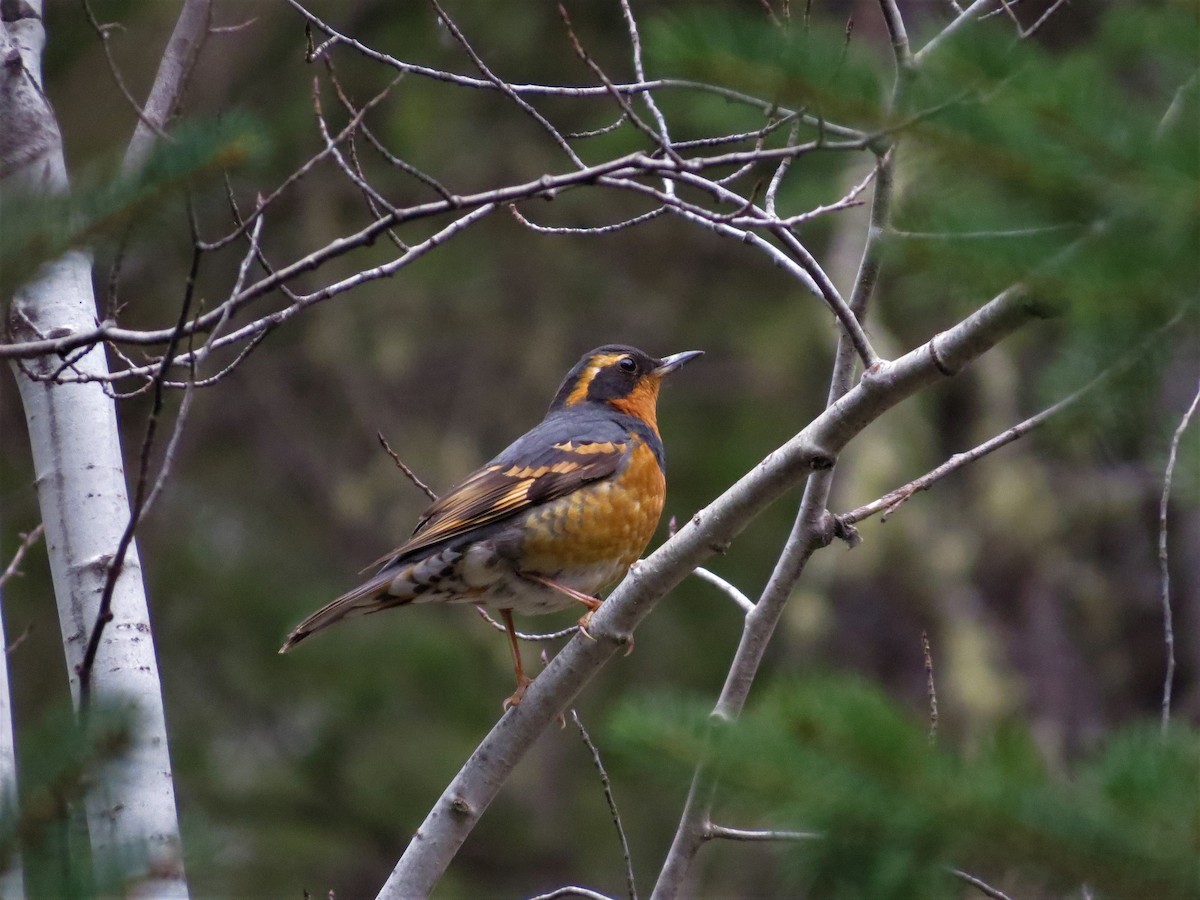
[502,674,534,710]
[577,612,597,641]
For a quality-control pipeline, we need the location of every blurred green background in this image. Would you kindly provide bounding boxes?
[1,0,1196,896]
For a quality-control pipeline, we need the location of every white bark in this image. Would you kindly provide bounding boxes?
[1,2,186,895]
[0,580,23,900]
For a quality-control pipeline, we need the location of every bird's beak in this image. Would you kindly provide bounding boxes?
[653,350,704,376]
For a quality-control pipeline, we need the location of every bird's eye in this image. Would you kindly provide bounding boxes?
[618,357,637,373]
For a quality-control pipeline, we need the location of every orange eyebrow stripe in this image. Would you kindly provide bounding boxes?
[564,353,625,406]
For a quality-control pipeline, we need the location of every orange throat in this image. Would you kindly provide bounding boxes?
[608,378,662,434]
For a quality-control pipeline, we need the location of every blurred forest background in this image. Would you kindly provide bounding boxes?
[1,0,1197,897]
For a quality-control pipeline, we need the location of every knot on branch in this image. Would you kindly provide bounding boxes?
[811,510,851,549]
[831,515,862,549]
[809,452,836,471]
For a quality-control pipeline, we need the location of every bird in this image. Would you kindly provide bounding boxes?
[280,344,702,708]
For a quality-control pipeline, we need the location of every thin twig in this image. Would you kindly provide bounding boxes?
[143,207,262,513]
[691,567,754,615]
[704,824,819,842]
[914,0,998,66]
[704,825,1011,899]
[432,0,584,168]
[838,312,1184,526]
[1157,69,1200,141]
[377,432,438,502]
[509,205,666,236]
[80,0,174,144]
[121,0,212,175]
[558,5,681,165]
[765,120,801,217]
[672,115,796,152]
[283,0,867,141]
[475,608,579,642]
[571,710,637,900]
[877,0,914,72]
[950,868,1014,900]
[887,224,1079,240]
[922,630,938,745]
[1019,0,1069,39]
[567,113,628,139]
[1159,380,1199,734]
[0,525,45,590]
[618,0,677,194]
[527,889,617,900]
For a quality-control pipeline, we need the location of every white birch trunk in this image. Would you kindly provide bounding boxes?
[0,576,23,900]
[1,3,187,895]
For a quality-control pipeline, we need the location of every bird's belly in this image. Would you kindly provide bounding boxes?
[520,445,664,568]
[486,560,630,615]
[406,441,666,616]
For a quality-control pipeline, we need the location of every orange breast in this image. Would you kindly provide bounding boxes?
[517,440,666,579]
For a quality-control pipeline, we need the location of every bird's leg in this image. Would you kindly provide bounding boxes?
[500,608,533,710]
[525,574,602,639]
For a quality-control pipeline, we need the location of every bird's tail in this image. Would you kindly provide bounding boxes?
[279,573,404,653]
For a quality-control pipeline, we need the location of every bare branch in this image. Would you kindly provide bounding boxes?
[691,567,754,615]
[0,524,45,591]
[951,868,1015,900]
[7,144,891,361]
[887,224,1080,240]
[377,432,438,502]
[596,172,880,370]
[765,120,801,217]
[142,210,263,515]
[80,0,173,145]
[706,825,1010,900]
[1159,380,1199,734]
[527,888,617,900]
[877,0,914,73]
[283,0,867,142]
[571,710,636,900]
[476,608,579,643]
[922,631,939,745]
[567,113,628,139]
[557,5,680,165]
[618,0,677,197]
[838,310,1182,527]
[121,0,212,175]
[1019,0,1069,39]
[1157,69,1200,140]
[704,824,819,842]
[509,204,666,236]
[433,0,583,168]
[914,0,999,66]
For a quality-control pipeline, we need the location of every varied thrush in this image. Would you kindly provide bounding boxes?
[280,344,702,708]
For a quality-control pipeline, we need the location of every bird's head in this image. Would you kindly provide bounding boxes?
[549,344,703,431]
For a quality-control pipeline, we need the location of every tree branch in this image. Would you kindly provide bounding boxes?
[572,710,636,900]
[121,0,212,175]
[1159,379,1199,733]
[838,309,1185,526]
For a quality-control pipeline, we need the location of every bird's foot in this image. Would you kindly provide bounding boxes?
[577,611,597,641]
[502,674,535,710]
